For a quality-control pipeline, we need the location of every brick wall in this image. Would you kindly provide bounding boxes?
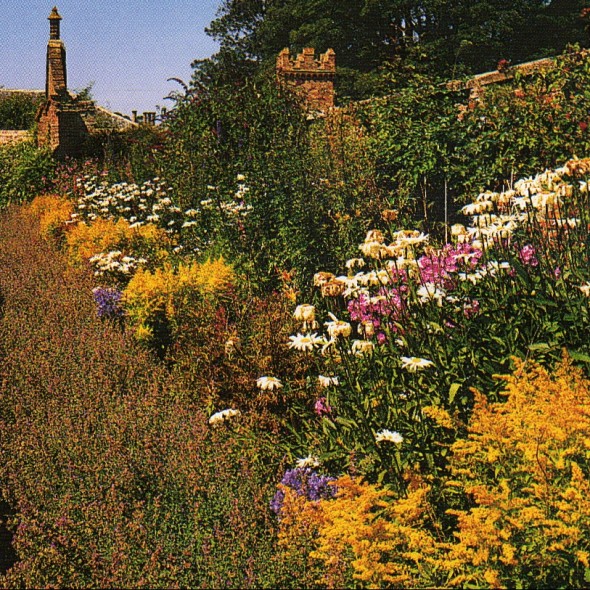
[37,100,97,158]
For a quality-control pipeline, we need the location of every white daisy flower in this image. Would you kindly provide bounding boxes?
[400,356,434,372]
[256,376,283,391]
[288,333,323,352]
[375,429,403,444]
[351,340,374,356]
[293,304,316,323]
[325,312,352,339]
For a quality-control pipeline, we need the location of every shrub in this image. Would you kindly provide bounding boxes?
[363,47,590,219]
[0,93,42,130]
[26,194,74,242]
[0,142,54,207]
[122,258,234,346]
[156,72,388,290]
[276,473,443,589]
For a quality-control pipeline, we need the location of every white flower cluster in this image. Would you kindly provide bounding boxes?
[375,429,403,444]
[296,455,321,468]
[359,229,429,260]
[219,200,253,217]
[456,260,511,285]
[318,375,339,388]
[197,175,254,220]
[74,176,186,234]
[459,163,583,245]
[290,305,377,357]
[88,251,147,278]
[208,408,241,427]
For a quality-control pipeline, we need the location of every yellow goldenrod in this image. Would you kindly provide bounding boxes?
[27,194,74,241]
[123,258,234,342]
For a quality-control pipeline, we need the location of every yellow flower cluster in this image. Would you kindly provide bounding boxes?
[65,218,171,267]
[278,356,590,588]
[123,258,234,340]
[275,486,328,587]
[442,355,590,587]
[26,194,74,241]
[278,474,441,589]
[421,405,455,430]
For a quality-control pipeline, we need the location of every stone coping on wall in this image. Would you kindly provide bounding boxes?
[95,106,138,130]
[0,130,32,145]
[447,56,556,93]
[0,89,44,99]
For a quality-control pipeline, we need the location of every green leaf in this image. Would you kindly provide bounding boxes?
[335,416,358,429]
[570,350,590,364]
[528,342,550,351]
[449,383,461,405]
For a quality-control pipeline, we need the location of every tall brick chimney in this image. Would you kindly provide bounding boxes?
[38,6,92,158]
[37,6,135,158]
[276,48,336,112]
[46,6,67,99]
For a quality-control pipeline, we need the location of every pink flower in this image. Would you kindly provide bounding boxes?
[519,244,539,267]
[463,299,480,318]
[314,397,332,416]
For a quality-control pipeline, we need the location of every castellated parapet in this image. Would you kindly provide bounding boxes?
[276,48,336,112]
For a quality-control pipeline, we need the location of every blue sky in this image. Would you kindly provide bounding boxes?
[0,1,221,116]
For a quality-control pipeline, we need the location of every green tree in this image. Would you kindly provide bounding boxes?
[195,0,587,99]
[158,71,385,289]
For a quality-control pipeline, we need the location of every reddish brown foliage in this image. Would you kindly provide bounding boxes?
[0,206,286,587]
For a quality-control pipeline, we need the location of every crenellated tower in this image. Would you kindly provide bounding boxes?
[276,48,336,112]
